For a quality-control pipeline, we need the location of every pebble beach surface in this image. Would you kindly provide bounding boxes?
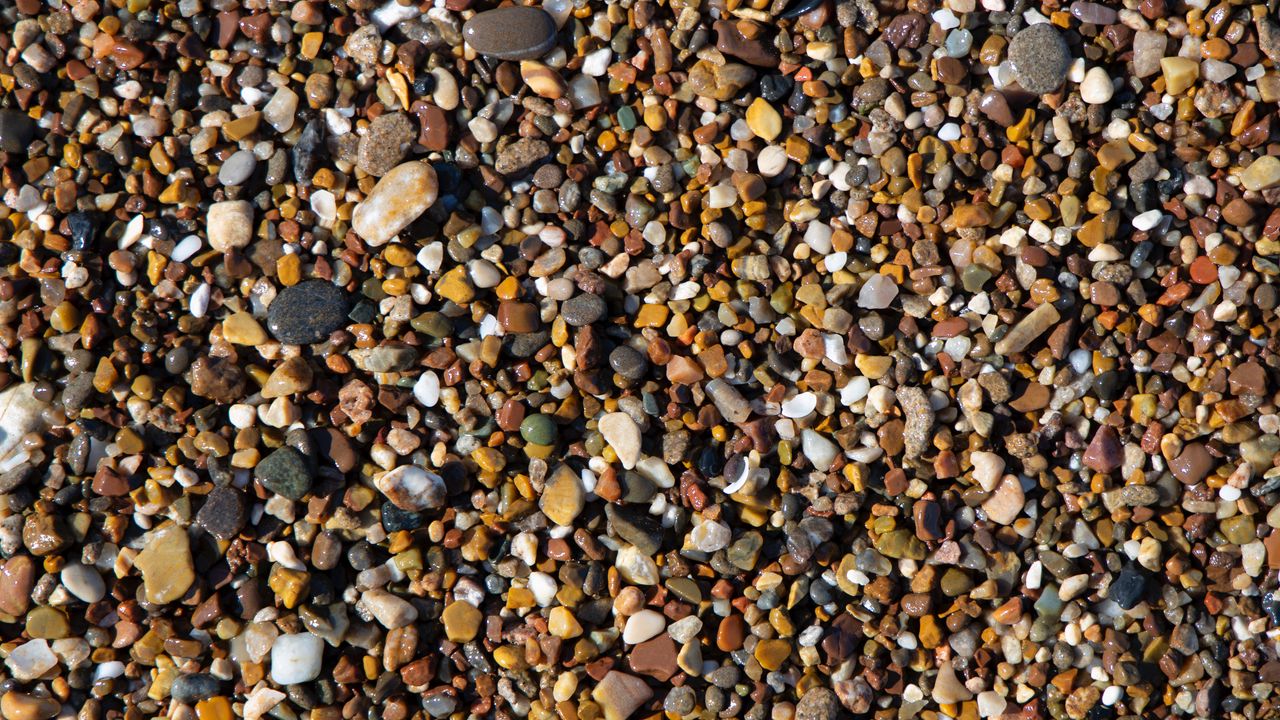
[1,0,1279,719]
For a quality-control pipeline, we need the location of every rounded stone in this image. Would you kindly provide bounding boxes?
[520,414,558,446]
[462,7,558,61]
[254,446,313,501]
[561,293,606,326]
[1008,23,1071,94]
[267,280,351,344]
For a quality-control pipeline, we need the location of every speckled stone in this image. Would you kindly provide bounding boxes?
[267,280,351,344]
[1008,23,1071,94]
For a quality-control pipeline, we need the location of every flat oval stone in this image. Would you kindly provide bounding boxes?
[350,161,438,246]
[267,280,350,344]
[462,7,558,61]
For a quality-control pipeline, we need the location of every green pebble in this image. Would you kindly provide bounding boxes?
[520,414,557,446]
[617,106,637,131]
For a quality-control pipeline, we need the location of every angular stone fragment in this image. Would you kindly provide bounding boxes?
[599,412,642,469]
[592,671,653,720]
[135,523,195,605]
[540,464,585,526]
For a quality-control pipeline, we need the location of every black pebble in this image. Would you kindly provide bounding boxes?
[267,280,351,345]
[1109,563,1147,610]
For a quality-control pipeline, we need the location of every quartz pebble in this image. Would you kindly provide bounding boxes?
[350,162,439,246]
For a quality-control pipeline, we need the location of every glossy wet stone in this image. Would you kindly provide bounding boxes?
[462,7,558,61]
[266,280,351,344]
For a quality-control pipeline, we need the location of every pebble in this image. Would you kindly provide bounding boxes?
[350,162,439,246]
[134,523,195,605]
[254,446,312,501]
[1008,23,1071,94]
[59,563,105,603]
[270,633,324,685]
[206,200,254,252]
[266,280,351,344]
[462,7,559,60]
[374,465,447,511]
[599,412,642,469]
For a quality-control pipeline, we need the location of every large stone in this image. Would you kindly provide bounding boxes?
[599,412,642,469]
[351,162,438,246]
[462,7,558,61]
[1008,23,1070,94]
[270,633,324,685]
[266,280,351,345]
[135,523,195,604]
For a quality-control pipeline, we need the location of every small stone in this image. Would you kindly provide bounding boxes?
[1109,564,1146,609]
[255,446,312,501]
[540,464,585,526]
[0,110,36,153]
[270,633,324,685]
[351,162,439,246]
[261,356,314,398]
[207,200,254,252]
[981,475,1024,525]
[218,150,257,186]
[375,465,447,511]
[462,7,558,61]
[0,383,49,465]
[970,451,1005,491]
[592,671,653,720]
[745,98,782,141]
[1170,443,1213,484]
[562,293,607,326]
[495,137,550,175]
[222,311,268,345]
[60,563,105,603]
[857,273,899,309]
[171,674,221,705]
[622,609,666,644]
[135,523,195,605]
[1,691,60,720]
[932,660,973,704]
[267,280,351,344]
[599,412,642,469]
[520,414,558,446]
[994,303,1061,355]
[548,606,584,638]
[357,112,415,176]
[1082,426,1123,473]
[1079,66,1113,104]
[1160,56,1199,95]
[0,556,34,616]
[189,355,246,404]
[196,486,248,540]
[442,600,483,641]
[1008,24,1070,94]
[359,589,418,629]
[24,607,68,639]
